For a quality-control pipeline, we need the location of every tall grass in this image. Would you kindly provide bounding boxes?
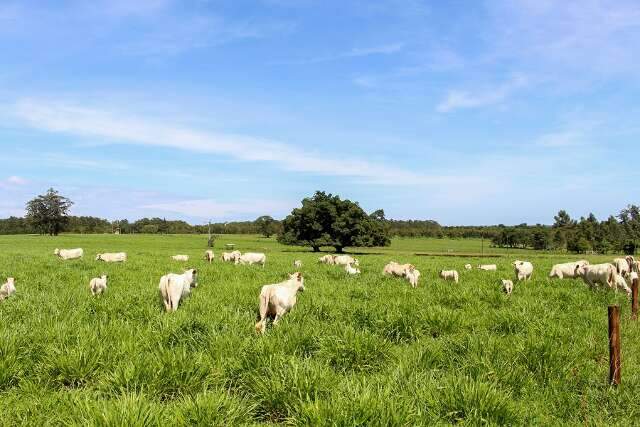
[0,234,638,425]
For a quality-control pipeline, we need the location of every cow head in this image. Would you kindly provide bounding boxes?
[54,248,60,255]
[95,254,102,261]
[574,264,587,277]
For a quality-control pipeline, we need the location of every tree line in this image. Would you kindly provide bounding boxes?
[3,188,639,254]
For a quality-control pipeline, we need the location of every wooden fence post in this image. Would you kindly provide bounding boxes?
[608,305,621,386]
[632,278,639,321]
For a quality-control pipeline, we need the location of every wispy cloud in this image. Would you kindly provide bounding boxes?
[272,42,404,65]
[0,175,28,189]
[142,198,293,219]
[436,74,528,113]
[12,98,442,186]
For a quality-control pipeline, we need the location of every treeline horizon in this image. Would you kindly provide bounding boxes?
[1,204,638,254]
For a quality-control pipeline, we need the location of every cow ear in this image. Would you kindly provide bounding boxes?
[193,269,197,275]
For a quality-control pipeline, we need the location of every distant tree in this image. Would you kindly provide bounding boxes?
[255,215,277,238]
[278,191,390,252]
[531,229,549,250]
[25,188,73,236]
[553,210,575,228]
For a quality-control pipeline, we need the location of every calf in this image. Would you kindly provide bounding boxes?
[159,269,198,312]
[383,261,420,288]
[96,252,127,263]
[255,272,305,334]
[0,278,16,301]
[439,270,459,283]
[464,264,472,270]
[613,273,632,296]
[204,250,215,264]
[293,260,303,268]
[345,263,361,275]
[501,279,513,296]
[89,275,108,296]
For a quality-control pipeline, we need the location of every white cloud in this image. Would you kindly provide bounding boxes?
[436,74,528,113]
[12,98,449,186]
[0,175,28,189]
[142,198,293,219]
[272,42,404,65]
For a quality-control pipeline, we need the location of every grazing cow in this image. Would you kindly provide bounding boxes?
[204,250,214,264]
[159,269,198,312]
[333,255,359,266]
[478,264,497,271]
[0,278,16,301]
[54,248,84,260]
[612,274,632,295]
[222,251,241,262]
[255,272,305,334]
[318,255,336,265]
[501,279,513,296]
[575,263,616,289]
[96,252,127,263]
[236,252,266,267]
[171,255,189,262]
[89,275,108,296]
[464,264,472,270]
[293,260,303,268]
[613,258,632,277]
[383,261,420,288]
[345,263,361,275]
[549,260,589,279]
[513,260,533,281]
[439,270,459,283]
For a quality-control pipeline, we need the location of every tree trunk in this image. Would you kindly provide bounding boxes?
[335,246,344,253]
[312,246,320,252]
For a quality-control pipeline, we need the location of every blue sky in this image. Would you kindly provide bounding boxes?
[1,0,639,225]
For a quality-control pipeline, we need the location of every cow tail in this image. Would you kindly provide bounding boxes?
[255,289,269,334]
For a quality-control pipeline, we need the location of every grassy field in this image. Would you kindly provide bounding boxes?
[1,234,639,425]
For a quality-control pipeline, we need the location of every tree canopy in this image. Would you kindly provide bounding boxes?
[277,191,390,252]
[25,188,74,236]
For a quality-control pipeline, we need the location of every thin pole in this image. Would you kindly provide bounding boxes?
[608,305,621,386]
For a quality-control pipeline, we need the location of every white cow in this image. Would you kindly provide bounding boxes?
[171,255,189,262]
[613,258,632,277]
[96,252,127,263]
[159,269,198,312]
[502,279,513,296]
[575,263,616,289]
[236,252,266,267]
[0,278,16,301]
[293,260,303,268]
[54,248,84,260]
[383,262,420,288]
[612,274,632,295]
[345,263,361,275]
[333,255,359,266]
[204,250,215,264]
[89,275,108,296]
[222,251,241,262]
[464,264,473,270]
[549,260,589,279]
[513,260,533,281]
[318,255,336,265]
[478,264,497,271]
[439,270,459,283]
[255,272,305,334]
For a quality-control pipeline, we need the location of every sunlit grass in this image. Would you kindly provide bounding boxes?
[0,234,637,425]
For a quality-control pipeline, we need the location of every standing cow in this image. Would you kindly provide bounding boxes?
[255,272,305,334]
[54,248,84,260]
[513,260,533,281]
[236,252,266,267]
[89,275,108,296]
[204,250,215,264]
[159,269,198,312]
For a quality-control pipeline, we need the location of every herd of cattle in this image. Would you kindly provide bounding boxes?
[1,249,639,334]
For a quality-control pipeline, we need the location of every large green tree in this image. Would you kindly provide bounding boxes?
[278,191,390,252]
[25,188,74,236]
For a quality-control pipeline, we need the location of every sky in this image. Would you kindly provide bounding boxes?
[1,0,639,225]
